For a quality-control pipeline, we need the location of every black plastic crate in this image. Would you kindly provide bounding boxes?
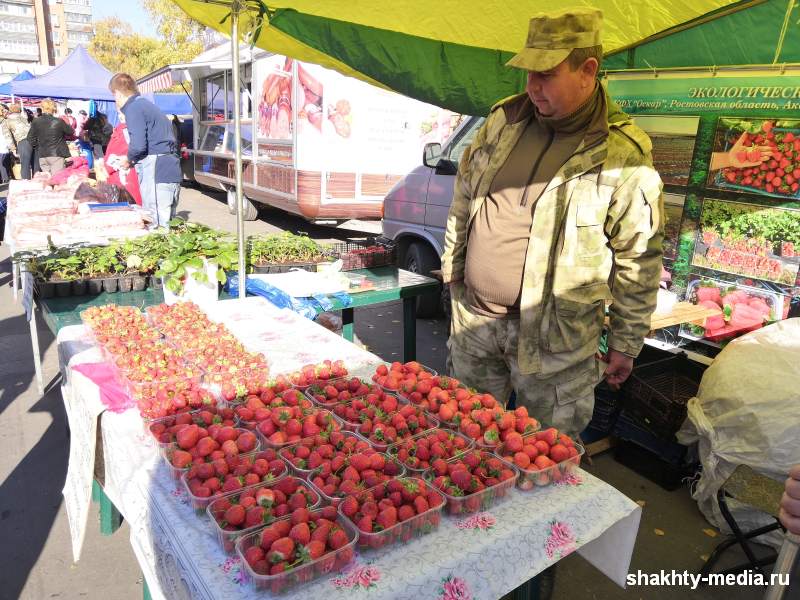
[327,237,397,271]
[620,354,705,442]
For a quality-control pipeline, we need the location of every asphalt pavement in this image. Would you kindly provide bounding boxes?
[0,182,793,600]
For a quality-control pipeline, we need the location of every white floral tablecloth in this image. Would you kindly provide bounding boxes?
[59,297,642,600]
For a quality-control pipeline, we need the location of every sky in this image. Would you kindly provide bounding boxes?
[92,0,153,31]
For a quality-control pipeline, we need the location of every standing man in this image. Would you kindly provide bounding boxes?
[26,99,74,175]
[108,73,181,229]
[441,9,664,438]
[4,105,34,179]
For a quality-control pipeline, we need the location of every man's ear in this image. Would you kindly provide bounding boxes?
[582,57,599,80]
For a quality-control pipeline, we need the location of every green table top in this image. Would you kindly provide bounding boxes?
[40,267,439,335]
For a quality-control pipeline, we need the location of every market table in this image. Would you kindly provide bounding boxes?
[59,297,642,600]
[34,266,438,387]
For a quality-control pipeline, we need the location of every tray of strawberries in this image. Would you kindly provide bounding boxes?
[147,405,239,457]
[278,431,371,478]
[257,409,341,450]
[494,428,584,489]
[207,476,321,554]
[303,377,380,408]
[425,449,518,515]
[236,505,358,594]
[234,388,315,431]
[181,448,287,513]
[338,477,445,551]
[306,448,405,507]
[163,425,260,483]
[388,429,474,474]
[288,360,349,391]
[371,361,437,394]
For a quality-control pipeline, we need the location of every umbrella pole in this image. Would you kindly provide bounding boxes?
[231,1,246,300]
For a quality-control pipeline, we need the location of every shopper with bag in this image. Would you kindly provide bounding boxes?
[95,112,142,205]
[4,105,33,179]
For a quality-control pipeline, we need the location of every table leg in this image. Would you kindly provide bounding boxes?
[29,307,44,396]
[403,297,416,362]
[342,307,354,343]
[12,260,19,302]
[143,577,152,600]
[93,481,123,536]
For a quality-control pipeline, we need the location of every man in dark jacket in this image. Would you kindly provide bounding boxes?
[109,73,181,229]
[27,98,74,175]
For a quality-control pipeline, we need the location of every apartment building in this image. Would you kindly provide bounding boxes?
[0,0,92,74]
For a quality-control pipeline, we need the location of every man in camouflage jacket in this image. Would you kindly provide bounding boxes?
[440,9,664,436]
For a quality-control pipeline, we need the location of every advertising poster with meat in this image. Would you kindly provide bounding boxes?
[256,55,294,141]
[607,72,800,346]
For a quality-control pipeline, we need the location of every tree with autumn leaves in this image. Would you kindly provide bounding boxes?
[89,0,204,81]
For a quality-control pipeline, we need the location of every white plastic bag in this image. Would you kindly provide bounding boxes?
[678,318,800,548]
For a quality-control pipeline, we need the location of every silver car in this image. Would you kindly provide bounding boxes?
[382,116,484,317]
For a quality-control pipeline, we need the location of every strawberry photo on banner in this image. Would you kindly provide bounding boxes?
[707,117,800,199]
[692,198,800,285]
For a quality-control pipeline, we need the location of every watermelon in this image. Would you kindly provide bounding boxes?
[696,286,722,306]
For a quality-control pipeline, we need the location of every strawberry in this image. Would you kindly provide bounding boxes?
[269,537,295,563]
[245,506,265,528]
[176,425,200,450]
[224,504,246,527]
[170,450,192,468]
[289,522,311,545]
[303,540,326,561]
[328,528,349,549]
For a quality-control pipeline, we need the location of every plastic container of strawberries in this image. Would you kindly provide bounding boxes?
[147,406,241,457]
[494,443,585,490]
[424,454,519,515]
[387,429,475,475]
[300,377,352,408]
[255,409,341,451]
[339,477,445,551]
[180,450,288,514]
[237,395,316,432]
[353,413,440,454]
[277,431,368,479]
[375,363,438,394]
[162,428,262,482]
[206,477,321,554]
[235,509,359,594]
[307,452,406,507]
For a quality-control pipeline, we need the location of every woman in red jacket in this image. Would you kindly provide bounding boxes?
[96,114,141,204]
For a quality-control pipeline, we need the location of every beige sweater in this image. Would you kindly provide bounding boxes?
[464,84,607,316]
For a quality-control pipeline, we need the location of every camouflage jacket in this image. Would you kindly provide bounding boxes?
[441,87,664,375]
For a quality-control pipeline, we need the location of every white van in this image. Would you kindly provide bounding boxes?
[381,116,484,316]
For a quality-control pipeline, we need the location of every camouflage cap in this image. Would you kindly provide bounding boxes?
[507,8,603,72]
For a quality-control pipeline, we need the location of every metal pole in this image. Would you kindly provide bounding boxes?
[763,533,799,600]
[231,2,247,300]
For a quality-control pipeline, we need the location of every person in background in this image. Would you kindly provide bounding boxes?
[84,112,113,158]
[61,107,77,141]
[109,72,181,228]
[35,107,42,118]
[26,98,74,175]
[75,109,88,140]
[96,112,141,204]
[4,105,33,179]
[0,104,11,183]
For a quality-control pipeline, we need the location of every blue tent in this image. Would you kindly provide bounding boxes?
[0,70,35,97]
[12,45,118,123]
[11,46,114,101]
[143,92,193,116]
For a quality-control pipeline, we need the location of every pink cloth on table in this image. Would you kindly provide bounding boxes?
[72,362,135,413]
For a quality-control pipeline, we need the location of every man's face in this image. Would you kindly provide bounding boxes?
[526,58,596,119]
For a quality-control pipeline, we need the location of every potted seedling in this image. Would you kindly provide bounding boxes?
[95,245,123,293]
[156,219,238,304]
[248,232,328,273]
[51,254,82,297]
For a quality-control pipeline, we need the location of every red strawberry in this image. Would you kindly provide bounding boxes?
[376,506,398,529]
[328,528,349,549]
[341,495,359,518]
[357,515,373,532]
[176,425,199,450]
[289,522,311,545]
[303,540,326,560]
[170,450,192,468]
[291,507,310,525]
[269,537,295,563]
[398,505,415,521]
[413,495,429,514]
[224,504,246,527]
[245,507,265,528]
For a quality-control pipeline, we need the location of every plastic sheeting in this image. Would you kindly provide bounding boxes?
[678,318,800,547]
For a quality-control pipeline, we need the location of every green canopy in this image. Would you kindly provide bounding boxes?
[172,0,765,115]
[605,0,800,70]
